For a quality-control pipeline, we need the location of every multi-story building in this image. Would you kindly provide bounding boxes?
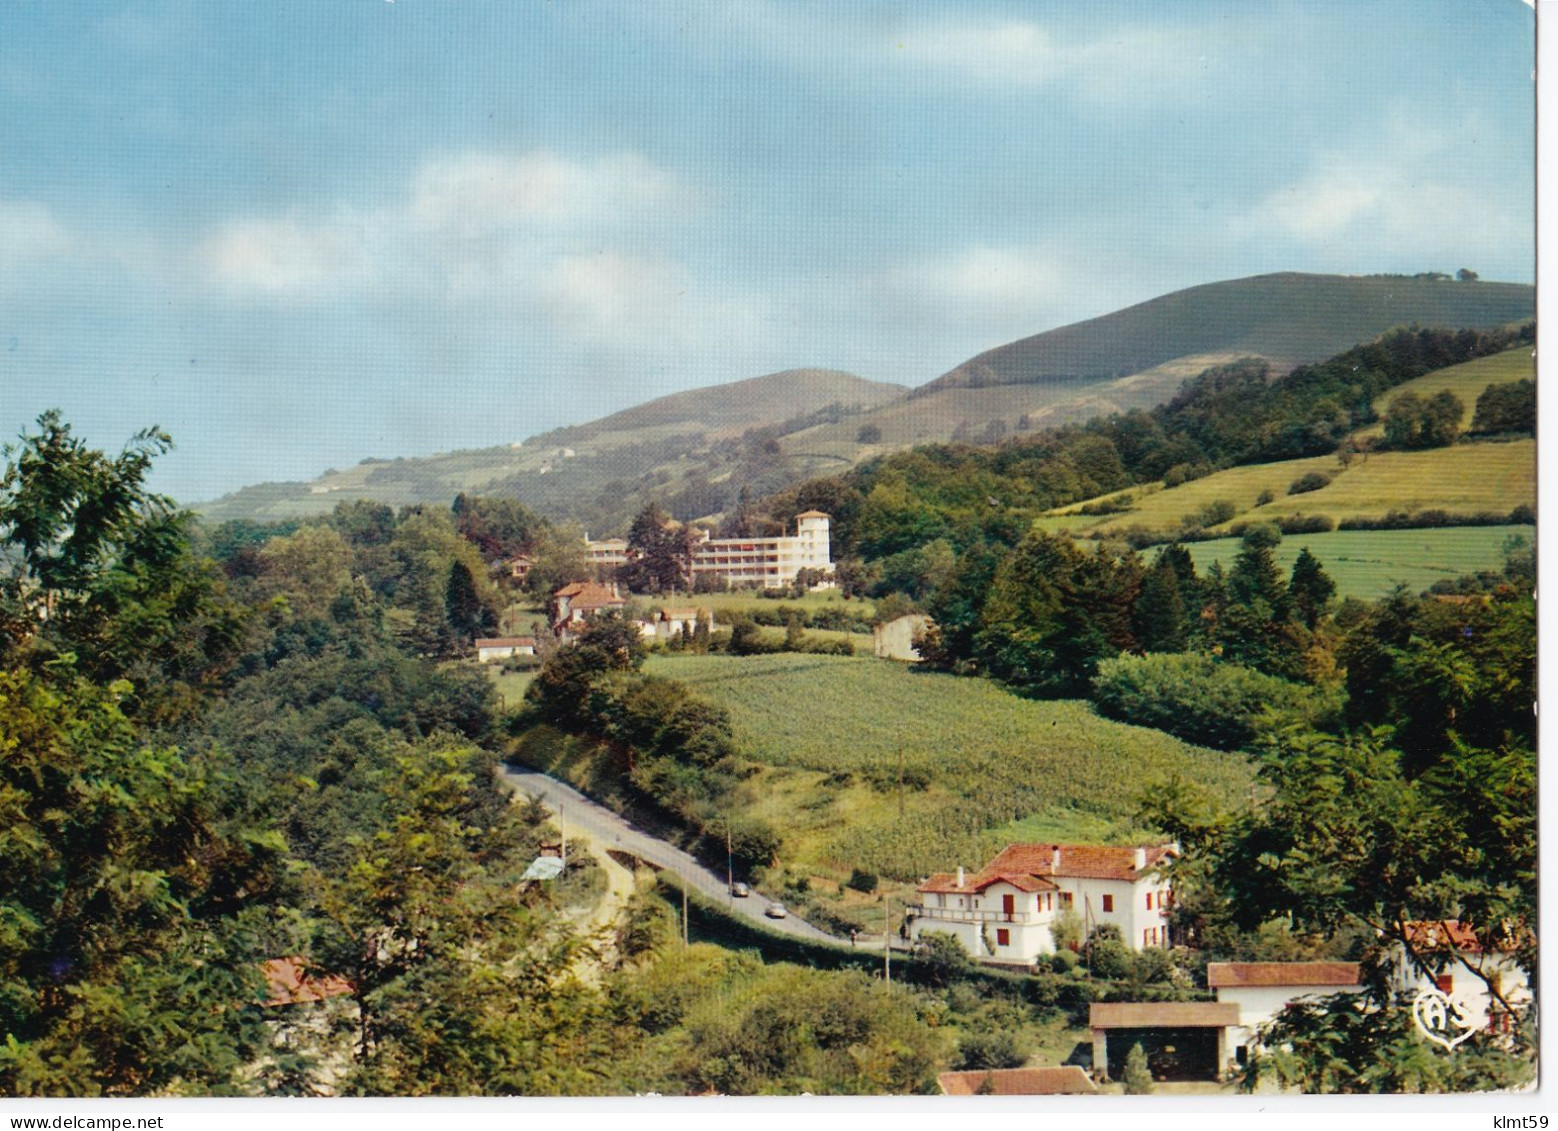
[908,843,1176,964]
[585,511,833,590]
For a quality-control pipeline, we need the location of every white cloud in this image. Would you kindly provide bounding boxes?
[1233,115,1530,266]
[201,214,376,295]
[410,150,686,239]
[0,200,74,268]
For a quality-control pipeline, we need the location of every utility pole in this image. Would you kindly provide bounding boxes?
[726,822,734,904]
[682,874,690,947]
[897,742,905,821]
[883,893,891,985]
[559,803,566,869]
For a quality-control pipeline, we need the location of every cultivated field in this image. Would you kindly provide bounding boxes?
[1179,525,1531,601]
[639,652,1252,884]
[1040,439,1534,540]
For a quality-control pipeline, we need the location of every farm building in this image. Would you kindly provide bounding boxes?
[907,843,1176,964]
[1208,961,1363,1067]
[873,613,932,661]
[473,636,537,663]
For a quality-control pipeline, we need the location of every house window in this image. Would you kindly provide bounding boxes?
[1145,893,1153,910]
[1435,974,1454,993]
[996,928,1010,946]
[1101,894,1114,913]
[1061,892,1073,909]
[936,894,945,908]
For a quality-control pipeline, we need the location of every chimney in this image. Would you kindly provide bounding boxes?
[1051,846,1061,872]
[956,866,965,888]
[1134,847,1148,871]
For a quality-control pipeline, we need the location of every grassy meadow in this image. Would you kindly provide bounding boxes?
[1361,346,1533,439]
[1038,439,1533,541]
[1178,525,1531,601]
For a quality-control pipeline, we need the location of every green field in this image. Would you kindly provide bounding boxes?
[684,590,876,623]
[636,653,1252,885]
[1179,525,1531,601]
[1041,439,1534,540]
[1362,347,1533,439]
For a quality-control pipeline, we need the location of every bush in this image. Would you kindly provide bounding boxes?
[1254,489,1275,507]
[1183,500,1237,530]
[1277,513,1334,535]
[1048,949,1080,974]
[846,868,878,894]
[1092,652,1340,750]
[955,1030,1026,1071]
[1287,471,1332,495]
[1080,493,1134,516]
[1162,462,1212,488]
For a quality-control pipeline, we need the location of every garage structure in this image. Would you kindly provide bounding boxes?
[1089,1002,1239,1082]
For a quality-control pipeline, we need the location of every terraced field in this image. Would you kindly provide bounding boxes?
[639,652,1252,883]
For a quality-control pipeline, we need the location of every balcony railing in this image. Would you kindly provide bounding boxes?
[908,904,1041,925]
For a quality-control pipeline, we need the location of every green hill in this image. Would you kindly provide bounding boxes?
[921,272,1534,394]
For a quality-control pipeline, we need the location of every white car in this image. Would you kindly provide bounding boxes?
[764,903,788,920]
[731,882,751,898]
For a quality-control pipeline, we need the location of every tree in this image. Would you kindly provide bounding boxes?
[1123,1042,1154,1094]
[1469,380,1535,436]
[1134,553,1187,652]
[444,559,493,648]
[1456,267,1479,282]
[1287,548,1336,630]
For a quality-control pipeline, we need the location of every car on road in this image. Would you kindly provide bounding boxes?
[731,882,750,898]
[764,902,788,919]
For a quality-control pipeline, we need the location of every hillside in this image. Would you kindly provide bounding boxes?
[197,367,905,527]
[513,652,1252,888]
[923,273,1534,394]
[1361,346,1533,440]
[1038,439,1535,541]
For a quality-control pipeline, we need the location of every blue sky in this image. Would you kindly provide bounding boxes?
[0,0,1535,502]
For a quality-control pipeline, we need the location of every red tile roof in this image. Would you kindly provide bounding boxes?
[1400,919,1521,954]
[261,957,354,1007]
[794,509,831,519]
[1207,961,1362,989]
[554,582,590,597]
[937,1066,1098,1096]
[556,581,624,610]
[917,871,1058,895]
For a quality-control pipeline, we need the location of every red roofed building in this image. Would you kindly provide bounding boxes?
[907,843,1177,965]
[1208,962,1363,1068]
[551,580,626,638]
[937,1065,1098,1096]
[1389,920,1532,1041]
[261,957,354,1007]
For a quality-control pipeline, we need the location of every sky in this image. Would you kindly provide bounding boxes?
[0,0,1536,503]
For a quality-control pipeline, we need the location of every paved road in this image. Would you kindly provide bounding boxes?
[496,763,843,946]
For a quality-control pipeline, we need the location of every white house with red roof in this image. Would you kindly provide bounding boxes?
[907,843,1176,964]
[1388,920,1532,1040]
[1208,961,1364,1068]
[551,580,627,639]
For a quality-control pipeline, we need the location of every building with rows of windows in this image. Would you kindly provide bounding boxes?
[907,842,1176,964]
[585,511,833,590]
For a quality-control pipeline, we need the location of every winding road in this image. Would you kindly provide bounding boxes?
[496,763,843,946]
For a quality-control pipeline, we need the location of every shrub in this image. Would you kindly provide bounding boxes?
[1048,949,1080,974]
[1162,462,1212,488]
[1277,514,1334,535]
[1287,471,1332,495]
[856,423,883,444]
[1080,493,1134,517]
[846,868,878,894]
[1124,1043,1155,1094]
[1183,500,1237,530]
[955,1030,1027,1071]
[1092,652,1340,750]
[1254,489,1275,507]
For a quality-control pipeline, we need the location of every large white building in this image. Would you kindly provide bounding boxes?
[585,511,833,590]
[908,843,1176,964]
